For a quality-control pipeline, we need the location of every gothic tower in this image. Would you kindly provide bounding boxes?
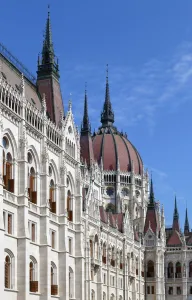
[37,9,64,125]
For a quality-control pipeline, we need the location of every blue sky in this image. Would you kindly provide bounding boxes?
[1,0,192,228]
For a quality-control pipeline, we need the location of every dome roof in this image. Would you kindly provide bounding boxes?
[80,67,143,174]
[92,127,143,174]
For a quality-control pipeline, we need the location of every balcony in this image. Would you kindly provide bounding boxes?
[51,285,58,295]
[175,273,182,279]
[30,281,38,293]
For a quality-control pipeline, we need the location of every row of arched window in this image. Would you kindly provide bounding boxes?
[89,236,145,276]
[167,261,192,278]
[5,250,74,296]
[2,134,73,221]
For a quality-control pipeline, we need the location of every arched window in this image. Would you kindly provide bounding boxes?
[69,267,74,298]
[2,137,14,193]
[120,251,123,269]
[141,260,144,277]
[28,163,37,204]
[189,262,192,277]
[111,247,116,267]
[51,262,58,295]
[103,292,106,300]
[49,179,56,213]
[95,235,99,259]
[102,243,107,264]
[90,240,93,258]
[91,290,95,300]
[67,190,73,221]
[167,262,174,278]
[147,260,154,278]
[29,257,38,292]
[110,294,115,300]
[5,255,11,288]
[4,250,14,289]
[136,257,139,275]
[175,262,182,278]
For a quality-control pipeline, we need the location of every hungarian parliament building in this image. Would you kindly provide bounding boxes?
[0,10,191,300]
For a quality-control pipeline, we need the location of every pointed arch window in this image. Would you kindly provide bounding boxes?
[147,260,154,278]
[67,190,73,221]
[168,262,174,278]
[102,243,107,264]
[49,179,56,213]
[3,144,14,193]
[28,166,37,204]
[175,262,182,278]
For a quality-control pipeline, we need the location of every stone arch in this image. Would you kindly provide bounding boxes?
[49,159,59,184]
[67,171,75,194]
[27,145,40,172]
[3,128,18,159]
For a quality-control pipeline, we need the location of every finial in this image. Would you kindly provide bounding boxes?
[68,95,72,111]
[21,73,25,97]
[106,64,109,80]
[48,4,50,15]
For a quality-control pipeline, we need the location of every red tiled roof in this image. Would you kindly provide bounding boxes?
[80,135,94,166]
[167,230,182,246]
[92,132,143,174]
[99,207,124,233]
[144,209,158,234]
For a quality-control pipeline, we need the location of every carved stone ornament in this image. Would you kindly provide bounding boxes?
[41,143,49,163]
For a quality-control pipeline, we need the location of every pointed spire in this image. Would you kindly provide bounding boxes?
[42,6,54,63]
[81,83,91,135]
[37,6,59,79]
[173,196,179,220]
[101,65,114,127]
[184,207,190,234]
[148,177,155,209]
[172,196,180,232]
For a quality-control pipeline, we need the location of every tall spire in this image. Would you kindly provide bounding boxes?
[101,65,114,127]
[81,83,91,135]
[148,177,155,209]
[184,207,190,234]
[172,196,180,231]
[173,196,179,220]
[37,6,59,79]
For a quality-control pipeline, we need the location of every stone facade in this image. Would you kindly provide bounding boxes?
[0,10,192,300]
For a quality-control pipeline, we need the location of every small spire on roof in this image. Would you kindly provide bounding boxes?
[101,64,114,127]
[81,82,91,135]
[184,207,190,234]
